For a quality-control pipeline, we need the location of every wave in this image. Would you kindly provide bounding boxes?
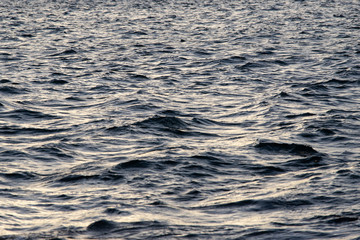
[0,86,28,94]
[0,109,59,121]
[196,197,313,211]
[107,114,220,137]
[254,139,321,156]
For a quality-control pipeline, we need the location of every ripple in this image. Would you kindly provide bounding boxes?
[114,159,152,169]
[50,49,78,56]
[0,109,58,121]
[197,198,313,211]
[87,219,117,232]
[135,115,190,129]
[0,0,359,238]
[0,126,67,136]
[0,86,27,94]
[0,171,37,181]
[254,139,321,156]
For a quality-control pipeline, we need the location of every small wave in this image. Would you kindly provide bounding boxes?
[318,128,336,136]
[128,73,149,80]
[0,171,37,180]
[193,50,214,56]
[0,149,28,158]
[58,174,99,183]
[235,62,266,71]
[49,79,68,85]
[0,86,27,94]
[244,164,286,175]
[256,49,275,55]
[105,125,132,133]
[56,170,124,184]
[181,164,216,178]
[20,33,34,38]
[29,144,74,160]
[104,208,131,216]
[0,79,11,84]
[282,155,324,169]
[135,115,189,129]
[131,115,218,137]
[191,117,219,126]
[307,212,359,224]
[336,67,360,77]
[285,112,316,119]
[0,52,11,57]
[0,126,66,136]
[50,49,78,56]
[114,159,152,169]
[87,219,117,232]
[0,57,22,61]
[129,103,160,111]
[124,30,148,36]
[0,109,58,121]
[198,198,312,211]
[156,109,188,116]
[255,139,320,156]
[190,154,232,167]
[216,55,246,64]
[86,219,168,238]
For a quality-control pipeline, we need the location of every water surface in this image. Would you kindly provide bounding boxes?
[1,0,360,239]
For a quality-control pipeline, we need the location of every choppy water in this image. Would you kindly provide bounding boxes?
[1,0,360,239]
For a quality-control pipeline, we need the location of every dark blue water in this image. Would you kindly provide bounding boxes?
[1,0,360,239]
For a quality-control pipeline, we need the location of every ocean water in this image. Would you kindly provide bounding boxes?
[0,0,360,239]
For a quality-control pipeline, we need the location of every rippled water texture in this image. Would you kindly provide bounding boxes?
[1,0,360,239]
